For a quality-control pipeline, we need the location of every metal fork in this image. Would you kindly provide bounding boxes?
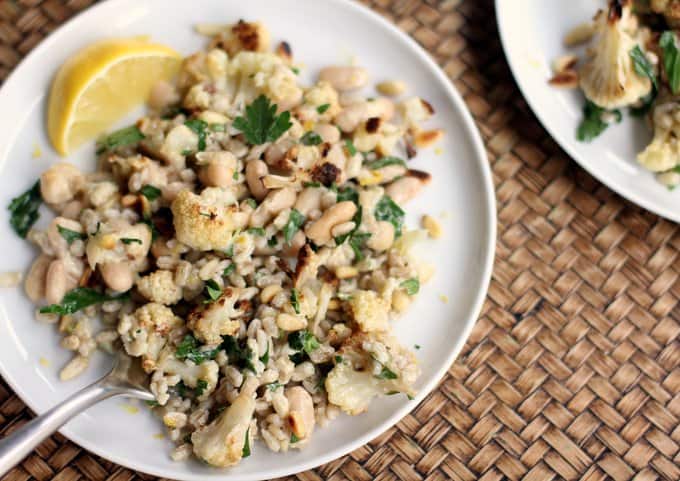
[0,352,154,477]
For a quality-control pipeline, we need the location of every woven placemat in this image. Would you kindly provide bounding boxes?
[0,0,678,480]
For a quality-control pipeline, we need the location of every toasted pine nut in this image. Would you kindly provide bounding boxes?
[260,285,283,304]
[376,80,406,97]
[60,355,89,381]
[286,386,315,439]
[335,266,359,279]
[414,129,444,148]
[276,313,307,331]
[392,290,411,313]
[421,214,443,239]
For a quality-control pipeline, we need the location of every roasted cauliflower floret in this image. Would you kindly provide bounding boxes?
[325,332,419,415]
[353,119,402,157]
[156,347,220,400]
[347,290,390,332]
[213,20,270,56]
[398,97,434,132]
[297,81,341,121]
[228,51,303,109]
[118,303,183,372]
[191,393,255,467]
[159,124,198,169]
[638,99,680,171]
[580,1,653,109]
[187,286,243,344]
[136,270,183,305]
[171,187,243,251]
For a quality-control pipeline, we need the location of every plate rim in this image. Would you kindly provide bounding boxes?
[0,0,497,479]
[495,0,680,223]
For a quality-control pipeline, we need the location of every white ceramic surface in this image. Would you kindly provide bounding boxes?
[0,0,495,479]
[496,0,680,222]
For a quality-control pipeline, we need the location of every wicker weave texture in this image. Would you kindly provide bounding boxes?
[0,1,679,480]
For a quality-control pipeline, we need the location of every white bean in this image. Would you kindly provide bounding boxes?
[319,66,368,91]
[245,160,269,201]
[313,124,340,143]
[45,259,68,305]
[366,221,395,252]
[305,201,357,245]
[385,176,425,204]
[25,254,52,302]
[40,163,84,204]
[100,262,135,292]
[286,386,315,439]
[294,187,323,216]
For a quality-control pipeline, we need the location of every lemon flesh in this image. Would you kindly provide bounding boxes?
[47,37,181,155]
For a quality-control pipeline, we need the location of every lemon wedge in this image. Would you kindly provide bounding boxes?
[47,37,181,155]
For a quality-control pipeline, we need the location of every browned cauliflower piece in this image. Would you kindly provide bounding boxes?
[171,187,242,251]
[580,0,653,109]
[187,287,243,344]
[157,346,219,392]
[347,290,390,333]
[638,98,680,171]
[118,303,183,372]
[325,332,419,415]
[212,20,271,56]
[191,393,255,467]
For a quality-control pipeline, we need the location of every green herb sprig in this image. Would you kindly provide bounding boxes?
[233,95,292,145]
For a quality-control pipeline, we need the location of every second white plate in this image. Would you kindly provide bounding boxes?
[496,0,680,222]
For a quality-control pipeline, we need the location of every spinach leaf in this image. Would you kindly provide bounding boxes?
[8,181,42,238]
[40,287,129,315]
[374,196,405,237]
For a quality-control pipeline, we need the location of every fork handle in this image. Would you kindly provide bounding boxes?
[0,380,123,477]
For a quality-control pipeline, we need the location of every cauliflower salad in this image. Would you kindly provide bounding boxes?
[550,0,680,188]
[7,20,444,467]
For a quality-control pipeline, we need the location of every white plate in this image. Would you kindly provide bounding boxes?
[0,0,495,479]
[496,0,680,222]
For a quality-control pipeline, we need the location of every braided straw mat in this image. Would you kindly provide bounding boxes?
[0,0,679,480]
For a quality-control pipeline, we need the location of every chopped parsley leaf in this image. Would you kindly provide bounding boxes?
[140,184,162,201]
[400,278,420,295]
[120,237,142,245]
[175,335,220,365]
[96,125,144,154]
[185,119,208,151]
[283,209,305,245]
[40,287,129,315]
[376,366,398,380]
[300,131,322,146]
[204,279,222,302]
[290,288,301,314]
